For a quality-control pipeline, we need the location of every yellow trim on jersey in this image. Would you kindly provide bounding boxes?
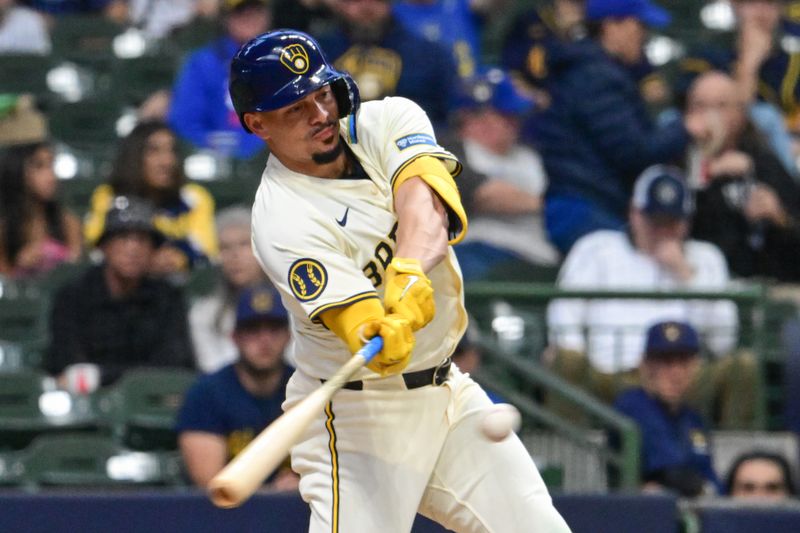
[391,155,468,245]
[325,402,340,533]
[310,291,380,325]
[781,53,800,112]
[319,294,383,354]
[390,152,462,189]
[83,184,115,246]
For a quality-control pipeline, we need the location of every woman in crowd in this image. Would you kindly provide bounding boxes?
[84,120,218,276]
[189,205,269,373]
[0,141,81,278]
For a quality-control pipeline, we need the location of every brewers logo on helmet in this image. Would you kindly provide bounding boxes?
[229,29,361,133]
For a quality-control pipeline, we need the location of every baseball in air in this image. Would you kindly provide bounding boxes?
[479,403,521,442]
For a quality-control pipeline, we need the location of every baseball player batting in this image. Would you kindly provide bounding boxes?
[228,29,571,533]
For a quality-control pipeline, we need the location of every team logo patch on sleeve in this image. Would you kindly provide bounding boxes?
[288,258,328,302]
[394,133,436,151]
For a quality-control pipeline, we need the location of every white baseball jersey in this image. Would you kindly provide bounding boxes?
[251,96,468,380]
[547,230,739,373]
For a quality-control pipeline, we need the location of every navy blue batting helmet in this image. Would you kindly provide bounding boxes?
[229,29,360,133]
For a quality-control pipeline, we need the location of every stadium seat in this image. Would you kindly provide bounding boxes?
[97,368,197,451]
[110,55,179,106]
[12,433,181,487]
[50,16,125,67]
[48,98,124,152]
[0,370,99,451]
[0,55,54,98]
[0,290,47,345]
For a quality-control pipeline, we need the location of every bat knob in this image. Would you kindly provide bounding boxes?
[208,479,242,509]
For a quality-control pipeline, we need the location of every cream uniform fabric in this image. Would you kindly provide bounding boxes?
[250,96,571,533]
[251,97,467,380]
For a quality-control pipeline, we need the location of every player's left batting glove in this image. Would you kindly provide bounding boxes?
[384,257,434,331]
[361,313,415,377]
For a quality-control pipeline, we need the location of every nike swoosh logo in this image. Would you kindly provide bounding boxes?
[336,207,349,227]
[399,275,419,300]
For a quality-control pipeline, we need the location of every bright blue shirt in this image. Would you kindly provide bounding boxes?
[167,37,265,159]
[614,387,721,493]
[175,363,292,468]
[392,0,482,78]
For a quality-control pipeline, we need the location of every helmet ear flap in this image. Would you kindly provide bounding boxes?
[331,74,360,119]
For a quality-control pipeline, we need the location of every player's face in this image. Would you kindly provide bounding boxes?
[234,321,289,375]
[219,224,264,289]
[246,86,343,173]
[142,130,178,190]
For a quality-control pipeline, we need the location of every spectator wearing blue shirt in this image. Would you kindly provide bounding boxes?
[318,0,458,129]
[613,321,722,497]
[167,0,271,160]
[176,283,298,491]
[534,0,703,254]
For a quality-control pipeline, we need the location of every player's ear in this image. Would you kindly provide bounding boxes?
[244,112,271,140]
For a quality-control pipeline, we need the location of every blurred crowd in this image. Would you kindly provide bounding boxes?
[2,0,800,500]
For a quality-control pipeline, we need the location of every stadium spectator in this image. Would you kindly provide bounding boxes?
[0,0,50,54]
[126,0,220,40]
[189,205,269,373]
[46,196,194,386]
[317,0,458,128]
[176,283,297,490]
[83,120,218,277]
[676,0,799,176]
[167,0,271,160]
[392,0,505,79]
[546,165,758,428]
[0,139,81,279]
[613,321,722,498]
[25,0,125,18]
[452,68,559,281]
[684,71,800,282]
[533,0,700,254]
[725,450,797,501]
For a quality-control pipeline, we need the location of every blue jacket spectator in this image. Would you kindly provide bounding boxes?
[167,0,271,160]
[176,284,297,489]
[613,321,722,497]
[533,0,690,253]
[319,0,458,129]
[392,0,488,79]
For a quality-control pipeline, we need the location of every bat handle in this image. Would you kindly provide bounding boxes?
[358,336,383,364]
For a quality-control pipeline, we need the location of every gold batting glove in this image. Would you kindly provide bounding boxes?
[361,313,415,377]
[384,257,434,331]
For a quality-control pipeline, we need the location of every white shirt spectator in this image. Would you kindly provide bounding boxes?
[0,5,51,55]
[189,294,237,373]
[547,229,738,373]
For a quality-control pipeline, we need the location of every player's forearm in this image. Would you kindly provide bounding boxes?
[394,177,448,272]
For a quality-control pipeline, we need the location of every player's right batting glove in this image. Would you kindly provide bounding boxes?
[361,313,415,376]
[384,257,434,331]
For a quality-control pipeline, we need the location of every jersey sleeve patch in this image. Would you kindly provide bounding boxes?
[394,133,436,151]
[288,258,328,302]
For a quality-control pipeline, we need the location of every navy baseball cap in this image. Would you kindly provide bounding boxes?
[459,68,536,116]
[632,165,693,219]
[784,1,800,37]
[235,284,288,329]
[98,195,165,246]
[586,0,672,28]
[645,321,700,359]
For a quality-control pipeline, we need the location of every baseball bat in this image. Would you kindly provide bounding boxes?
[207,336,384,509]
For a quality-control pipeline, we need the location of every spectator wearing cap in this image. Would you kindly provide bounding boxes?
[176,283,297,490]
[167,0,272,159]
[451,68,559,281]
[547,165,758,428]
[683,71,800,281]
[45,196,194,386]
[612,321,722,498]
[317,0,458,128]
[533,0,709,254]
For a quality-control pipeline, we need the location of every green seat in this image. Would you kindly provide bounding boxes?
[0,292,47,345]
[16,433,180,487]
[98,368,197,450]
[110,54,179,106]
[48,98,123,151]
[0,55,54,97]
[50,16,124,67]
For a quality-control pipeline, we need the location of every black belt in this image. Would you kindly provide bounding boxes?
[323,357,452,391]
